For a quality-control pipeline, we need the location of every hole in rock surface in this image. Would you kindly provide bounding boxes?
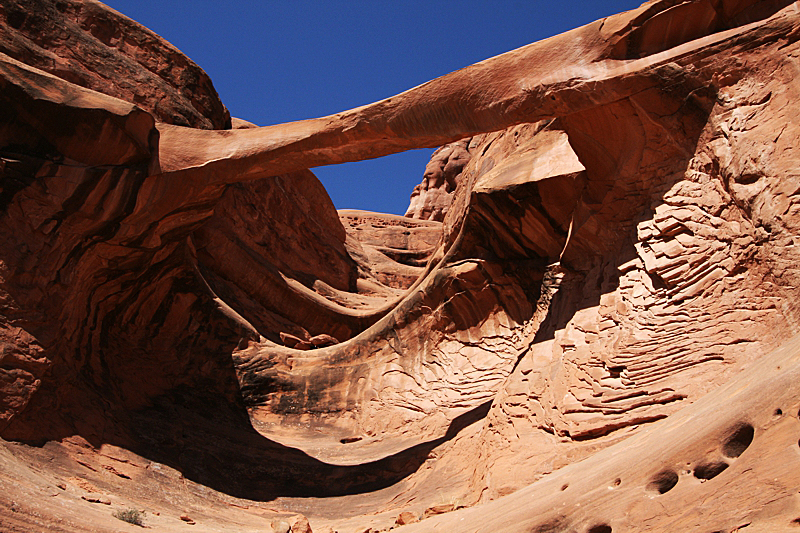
[694,461,729,481]
[735,172,762,185]
[313,148,436,215]
[607,366,625,378]
[647,470,679,494]
[529,516,570,533]
[775,408,784,417]
[722,424,754,458]
[587,525,612,533]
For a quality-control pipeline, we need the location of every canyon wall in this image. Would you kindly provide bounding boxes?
[2,1,800,532]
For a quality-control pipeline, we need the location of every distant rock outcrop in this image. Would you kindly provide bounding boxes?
[404,138,476,221]
[3,1,800,532]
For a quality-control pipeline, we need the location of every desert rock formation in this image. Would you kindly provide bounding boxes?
[3,0,800,532]
[404,139,476,221]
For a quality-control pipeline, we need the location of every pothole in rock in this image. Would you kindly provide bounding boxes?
[647,470,679,494]
[693,461,729,481]
[722,423,754,458]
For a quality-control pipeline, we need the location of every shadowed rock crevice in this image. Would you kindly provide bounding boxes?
[722,423,754,458]
[693,460,729,480]
[125,397,492,500]
[648,469,679,494]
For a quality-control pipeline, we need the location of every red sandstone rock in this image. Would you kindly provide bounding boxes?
[404,139,478,221]
[231,117,258,129]
[0,0,230,128]
[289,514,313,533]
[81,494,111,505]
[2,1,800,533]
[280,332,308,349]
[309,334,339,348]
[395,511,418,526]
[423,504,454,518]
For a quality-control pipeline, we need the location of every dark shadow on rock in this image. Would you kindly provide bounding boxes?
[126,393,492,500]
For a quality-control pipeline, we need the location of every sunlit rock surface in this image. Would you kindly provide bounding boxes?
[3,1,800,532]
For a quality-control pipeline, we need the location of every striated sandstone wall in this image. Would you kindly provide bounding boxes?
[3,1,800,532]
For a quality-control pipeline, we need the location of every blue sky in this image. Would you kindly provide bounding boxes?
[104,1,642,215]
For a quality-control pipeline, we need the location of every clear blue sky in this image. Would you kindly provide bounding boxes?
[104,1,642,215]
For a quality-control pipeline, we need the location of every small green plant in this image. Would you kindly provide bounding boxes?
[113,508,145,527]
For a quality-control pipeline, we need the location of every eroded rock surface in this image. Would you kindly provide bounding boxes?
[0,0,230,128]
[404,138,477,221]
[3,1,800,532]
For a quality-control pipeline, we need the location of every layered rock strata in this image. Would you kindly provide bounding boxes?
[3,1,800,532]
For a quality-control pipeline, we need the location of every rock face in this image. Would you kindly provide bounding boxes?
[404,139,476,221]
[0,0,230,129]
[3,1,800,532]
